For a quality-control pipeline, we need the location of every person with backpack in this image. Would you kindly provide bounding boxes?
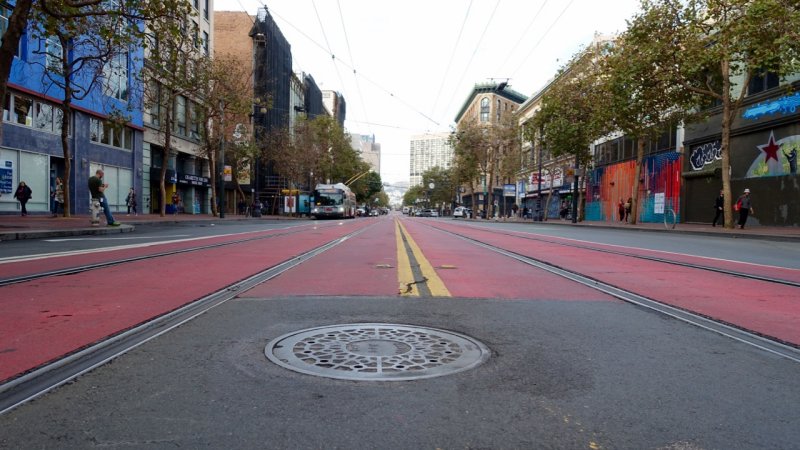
[736,188,754,229]
[712,189,724,227]
[126,187,137,216]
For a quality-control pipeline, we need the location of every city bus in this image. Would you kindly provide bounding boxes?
[311,183,357,219]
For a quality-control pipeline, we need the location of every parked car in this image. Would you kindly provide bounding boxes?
[453,206,472,218]
[429,209,439,217]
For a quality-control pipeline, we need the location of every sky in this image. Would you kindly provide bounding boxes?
[213,0,644,186]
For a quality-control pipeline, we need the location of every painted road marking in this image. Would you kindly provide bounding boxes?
[44,235,191,242]
[395,220,419,296]
[395,220,451,297]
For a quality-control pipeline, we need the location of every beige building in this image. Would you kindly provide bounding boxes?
[350,133,381,174]
[142,1,216,214]
[454,82,527,215]
[409,132,454,187]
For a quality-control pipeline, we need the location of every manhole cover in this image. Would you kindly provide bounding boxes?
[265,323,490,381]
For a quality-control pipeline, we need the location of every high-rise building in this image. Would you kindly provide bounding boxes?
[409,133,454,186]
[350,133,381,174]
[322,90,346,128]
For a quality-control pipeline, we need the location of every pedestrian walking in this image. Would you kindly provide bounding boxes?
[13,181,32,216]
[624,197,632,223]
[51,177,64,217]
[88,169,120,226]
[711,189,724,227]
[126,187,137,215]
[171,192,180,214]
[736,188,753,229]
[618,198,625,222]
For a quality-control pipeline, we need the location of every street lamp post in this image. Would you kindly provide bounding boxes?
[536,127,544,221]
[218,101,225,219]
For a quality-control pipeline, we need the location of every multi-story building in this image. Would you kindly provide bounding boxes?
[322,90,346,128]
[142,0,215,215]
[1,5,144,217]
[454,82,527,216]
[351,133,381,174]
[409,133,453,187]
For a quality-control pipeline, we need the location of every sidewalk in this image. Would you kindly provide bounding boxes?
[0,212,299,241]
[471,216,800,242]
[1,212,799,242]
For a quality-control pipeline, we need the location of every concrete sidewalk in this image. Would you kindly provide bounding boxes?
[1,212,799,242]
[0,212,299,241]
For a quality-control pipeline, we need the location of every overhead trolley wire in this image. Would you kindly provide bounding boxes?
[336,0,373,135]
[439,0,502,125]
[497,0,550,75]
[311,0,350,99]
[509,0,577,79]
[429,0,474,120]
[263,3,441,127]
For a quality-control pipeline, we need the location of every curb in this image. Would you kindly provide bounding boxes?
[0,224,135,241]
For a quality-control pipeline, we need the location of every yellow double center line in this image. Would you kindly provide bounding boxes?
[395,219,451,297]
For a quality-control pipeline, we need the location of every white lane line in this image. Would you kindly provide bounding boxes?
[0,223,309,265]
[458,222,800,272]
[44,235,191,242]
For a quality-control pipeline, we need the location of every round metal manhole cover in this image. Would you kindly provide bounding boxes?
[265,323,490,381]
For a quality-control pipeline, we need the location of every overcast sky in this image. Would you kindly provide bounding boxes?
[213,0,643,185]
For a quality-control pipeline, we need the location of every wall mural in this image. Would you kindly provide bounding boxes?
[743,92,800,120]
[689,140,722,171]
[586,153,682,223]
[744,131,799,178]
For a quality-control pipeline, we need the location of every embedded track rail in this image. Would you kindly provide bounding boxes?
[437,221,800,288]
[0,223,373,415]
[0,222,346,288]
[418,220,800,363]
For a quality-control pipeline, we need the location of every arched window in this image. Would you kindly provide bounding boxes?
[480,97,489,122]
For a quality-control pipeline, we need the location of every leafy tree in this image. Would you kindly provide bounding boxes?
[533,46,609,221]
[24,0,187,216]
[450,121,482,209]
[350,170,382,202]
[195,54,256,216]
[142,3,207,216]
[421,166,455,211]
[402,184,426,208]
[624,0,800,228]
[603,21,695,224]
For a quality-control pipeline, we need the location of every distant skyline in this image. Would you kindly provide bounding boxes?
[214,0,643,184]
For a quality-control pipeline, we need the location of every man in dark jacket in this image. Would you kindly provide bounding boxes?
[737,188,753,229]
[88,169,120,226]
[712,189,724,227]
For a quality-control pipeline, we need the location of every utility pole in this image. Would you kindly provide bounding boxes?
[218,100,225,219]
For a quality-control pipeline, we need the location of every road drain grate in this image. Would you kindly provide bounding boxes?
[265,324,489,381]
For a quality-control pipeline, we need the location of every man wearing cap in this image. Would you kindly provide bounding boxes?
[736,188,754,229]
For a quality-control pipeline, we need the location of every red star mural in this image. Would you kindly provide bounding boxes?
[758,132,781,163]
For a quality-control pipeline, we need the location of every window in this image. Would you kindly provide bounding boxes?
[189,102,200,139]
[480,97,489,122]
[193,0,199,9]
[33,102,54,131]
[193,23,199,49]
[147,80,161,126]
[45,35,63,73]
[175,95,187,135]
[104,51,128,100]
[204,0,209,20]
[748,68,779,96]
[90,117,133,150]
[203,31,209,55]
[13,95,32,126]
[496,99,501,122]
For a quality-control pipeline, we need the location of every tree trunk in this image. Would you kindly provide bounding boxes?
[0,0,33,144]
[720,58,734,229]
[630,139,645,225]
[60,103,72,217]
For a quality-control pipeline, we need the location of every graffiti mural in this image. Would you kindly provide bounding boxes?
[744,131,800,178]
[742,92,800,120]
[689,140,722,171]
[586,152,682,223]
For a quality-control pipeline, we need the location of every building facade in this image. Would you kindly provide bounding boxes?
[142,0,215,215]
[351,133,381,174]
[409,132,453,187]
[322,90,346,128]
[454,82,527,216]
[1,4,144,217]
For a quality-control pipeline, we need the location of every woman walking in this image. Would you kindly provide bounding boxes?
[14,181,32,216]
[52,177,64,217]
[126,187,137,215]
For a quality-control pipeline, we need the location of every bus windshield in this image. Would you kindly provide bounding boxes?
[315,192,343,206]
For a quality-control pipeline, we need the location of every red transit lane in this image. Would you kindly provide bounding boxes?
[241,217,398,298]
[425,220,800,346]
[0,220,370,383]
